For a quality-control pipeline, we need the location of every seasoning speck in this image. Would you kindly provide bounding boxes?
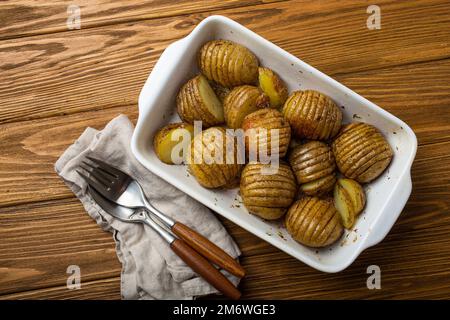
[353,114,362,119]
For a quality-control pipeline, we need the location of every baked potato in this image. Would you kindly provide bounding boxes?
[242,108,291,159]
[153,123,195,164]
[188,127,242,188]
[282,90,342,140]
[331,122,393,183]
[177,74,224,128]
[289,141,336,196]
[258,67,288,108]
[198,40,259,87]
[240,162,297,220]
[285,196,343,247]
[334,178,366,229]
[223,85,269,129]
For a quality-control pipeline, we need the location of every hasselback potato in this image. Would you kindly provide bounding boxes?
[258,67,288,109]
[289,141,336,196]
[240,162,297,220]
[153,122,194,165]
[331,122,393,183]
[282,90,342,140]
[285,197,343,247]
[242,108,291,159]
[188,127,242,188]
[198,40,259,87]
[224,85,269,129]
[177,74,224,128]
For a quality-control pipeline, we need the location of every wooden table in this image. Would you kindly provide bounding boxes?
[1,0,449,300]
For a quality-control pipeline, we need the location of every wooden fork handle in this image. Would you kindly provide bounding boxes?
[172,222,245,278]
[170,239,241,300]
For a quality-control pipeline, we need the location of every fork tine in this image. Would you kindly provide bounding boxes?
[82,160,116,181]
[86,156,124,177]
[76,170,109,197]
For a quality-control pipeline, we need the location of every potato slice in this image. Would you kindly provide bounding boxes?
[333,178,366,229]
[176,74,224,128]
[153,123,194,164]
[258,67,288,108]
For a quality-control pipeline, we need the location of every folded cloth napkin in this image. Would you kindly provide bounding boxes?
[55,115,241,299]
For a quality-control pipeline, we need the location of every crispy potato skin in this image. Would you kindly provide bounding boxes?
[331,122,393,183]
[289,141,336,196]
[282,90,342,140]
[258,67,288,108]
[188,127,242,188]
[176,74,224,128]
[153,123,194,164]
[285,197,343,247]
[224,85,269,129]
[242,108,291,159]
[240,162,297,220]
[198,40,259,87]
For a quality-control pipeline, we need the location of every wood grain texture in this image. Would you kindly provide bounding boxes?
[0,0,449,300]
[0,0,284,40]
[0,0,449,124]
[0,190,448,299]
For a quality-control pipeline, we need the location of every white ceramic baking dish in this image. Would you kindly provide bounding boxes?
[131,15,417,272]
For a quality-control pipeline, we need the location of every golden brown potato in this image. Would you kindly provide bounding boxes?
[198,40,259,87]
[210,82,231,102]
[258,67,288,108]
[223,85,269,129]
[240,162,297,220]
[242,108,291,159]
[177,74,224,128]
[285,197,343,247]
[331,122,393,183]
[289,141,336,196]
[282,90,342,140]
[188,127,242,188]
[334,178,366,229]
[153,123,195,164]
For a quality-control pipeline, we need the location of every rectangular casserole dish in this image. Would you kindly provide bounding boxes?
[131,15,417,272]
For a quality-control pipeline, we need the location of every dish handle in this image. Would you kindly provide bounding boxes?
[364,172,413,249]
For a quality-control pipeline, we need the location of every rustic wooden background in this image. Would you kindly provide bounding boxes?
[0,0,449,299]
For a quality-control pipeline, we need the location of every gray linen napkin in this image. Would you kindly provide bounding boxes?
[55,115,241,299]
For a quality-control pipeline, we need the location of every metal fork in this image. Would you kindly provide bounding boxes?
[77,156,245,278]
[87,186,240,300]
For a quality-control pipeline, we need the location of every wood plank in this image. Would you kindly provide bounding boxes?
[1,206,449,299]
[1,278,121,300]
[0,57,448,207]
[0,0,284,41]
[0,0,449,124]
[0,198,120,295]
[334,59,450,146]
[0,137,449,296]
